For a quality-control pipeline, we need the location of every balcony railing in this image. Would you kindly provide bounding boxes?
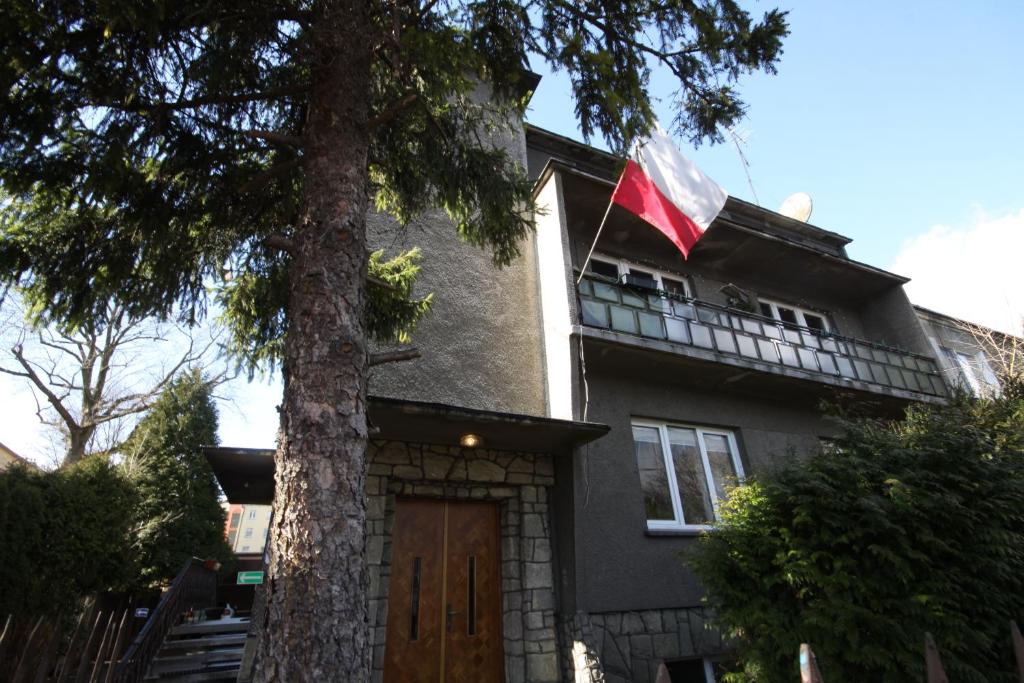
[577,275,946,398]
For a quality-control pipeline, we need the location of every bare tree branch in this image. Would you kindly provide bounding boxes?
[367,93,419,129]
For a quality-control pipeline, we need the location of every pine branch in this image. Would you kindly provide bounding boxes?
[369,348,421,366]
[243,130,305,148]
[240,158,302,194]
[99,85,310,114]
[265,234,295,253]
[368,93,419,129]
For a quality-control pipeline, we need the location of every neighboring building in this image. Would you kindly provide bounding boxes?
[205,96,1015,682]
[915,305,1008,397]
[224,502,273,555]
[0,441,35,471]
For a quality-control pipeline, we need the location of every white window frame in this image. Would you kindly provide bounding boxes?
[589,254,694,299]
[758,298,831,333]
[632,419,745,532]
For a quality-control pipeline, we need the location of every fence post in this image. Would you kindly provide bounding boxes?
[1012,621,1024,683]
[800,643,825,683]
[924,633,949,683]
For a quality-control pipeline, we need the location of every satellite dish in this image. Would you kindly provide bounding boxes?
[778,192,813,222]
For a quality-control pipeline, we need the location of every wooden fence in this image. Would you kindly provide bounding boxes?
[0,599,141,683]
[799,621,1024,683]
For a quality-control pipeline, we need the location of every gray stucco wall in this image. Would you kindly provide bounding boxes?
[367,210,546,416]
[567,365,833,613]
[366,106,546,417]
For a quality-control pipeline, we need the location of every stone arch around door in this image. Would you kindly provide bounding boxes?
[366,441,561,683]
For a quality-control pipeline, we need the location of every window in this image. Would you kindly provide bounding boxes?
[244,527,254,539]
[229,512,240,528]
[632,421,744,531]
[249,509,257,520]
[758,299,830,333]
[665,657,720,682]
[588,255,693,298]
[941,346,1000,396]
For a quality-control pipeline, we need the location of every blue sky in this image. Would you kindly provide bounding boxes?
[526,0,1023,268]
[4,2,1022,464]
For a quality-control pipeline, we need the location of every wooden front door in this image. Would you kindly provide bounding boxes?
[384,499,504,683]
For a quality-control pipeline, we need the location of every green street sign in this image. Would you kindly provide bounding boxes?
[236,571,264,585]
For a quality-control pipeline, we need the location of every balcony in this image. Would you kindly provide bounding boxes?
[577,275,947,399]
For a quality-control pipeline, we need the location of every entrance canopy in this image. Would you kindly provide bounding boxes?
[205,396,608,504]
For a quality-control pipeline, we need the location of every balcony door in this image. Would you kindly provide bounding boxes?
[383,498,504,683]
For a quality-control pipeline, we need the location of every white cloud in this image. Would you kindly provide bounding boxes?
[890,209,1024,336]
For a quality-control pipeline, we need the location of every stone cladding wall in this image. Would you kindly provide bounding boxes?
[366,440,561,683]
[560,608,727,683]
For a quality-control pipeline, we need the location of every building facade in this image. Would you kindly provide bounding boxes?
[223,503,273,555]
[207,98,1016,683]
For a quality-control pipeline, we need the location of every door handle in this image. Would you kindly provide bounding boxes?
[446,603,461,631]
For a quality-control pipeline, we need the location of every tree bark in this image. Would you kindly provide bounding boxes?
[253,2,374,681]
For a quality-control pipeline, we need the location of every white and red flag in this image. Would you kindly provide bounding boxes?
[611,122,728,259]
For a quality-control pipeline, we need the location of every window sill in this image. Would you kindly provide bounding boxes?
[645,526,709,537]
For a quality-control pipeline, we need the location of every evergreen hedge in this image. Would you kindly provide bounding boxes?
[0,457,136,616]
[693,380,1024,683]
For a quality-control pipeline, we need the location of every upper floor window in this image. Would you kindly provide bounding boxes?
[249,509,258,520]
[588,255,692,298]
[758,298,830,333]
[632,420,744,531]
[940,346,1000,396]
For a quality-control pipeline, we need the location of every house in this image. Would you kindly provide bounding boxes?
[205,93,1015,683]
[0,441,35,471]
[223,502,273,555]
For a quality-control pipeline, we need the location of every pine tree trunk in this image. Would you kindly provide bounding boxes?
[253,2,373,680]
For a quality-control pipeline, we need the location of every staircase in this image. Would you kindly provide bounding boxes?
[143,617,249,682]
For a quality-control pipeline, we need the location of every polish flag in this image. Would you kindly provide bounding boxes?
[611,123,728,259]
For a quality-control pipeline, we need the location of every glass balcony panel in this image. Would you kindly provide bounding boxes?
[697,307,719,324]
[638,312,666,339]
[741,318,762,335]
[901,355,918,370]
[779,345,800,367]
[593,281,620,302]
[757,339,780,362]
[801,332,821,349]
[886,366,907,388]
[854,344,874,360]
[901,369,921,391]
[869,363,889,384]
[730,315,745,330]
[621,290,647,308]
[736,335,758,359]
[690,323,714,349]
[887,351,903,366]
[610,305,638,334]
[665,318,690,343]
[763,325,782,340]
[853,359,872,381]
[581,300,609,328]
[836,356,856,378]
[872,348,889,363]
[713,329,737,354]
[797,348,819,370]
[783,329,802,344]
[930,376,948,395]
[917,358,937,373]
[817,353,838,375]
[578,279,593,296]
[821,337,838,353]
[673,301,696,319]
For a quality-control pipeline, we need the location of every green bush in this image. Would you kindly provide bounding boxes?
[124,368,233,585]
[692,380,1024,683]
[0,457,136,616]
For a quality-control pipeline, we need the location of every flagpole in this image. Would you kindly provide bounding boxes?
[576,199,615,285]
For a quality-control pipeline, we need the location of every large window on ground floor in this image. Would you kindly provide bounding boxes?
[632,420,744,531]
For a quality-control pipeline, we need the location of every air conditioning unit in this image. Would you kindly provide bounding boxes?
[620,274,659,291]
